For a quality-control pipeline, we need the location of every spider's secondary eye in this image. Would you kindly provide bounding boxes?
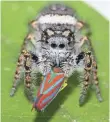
[59,44,65,48]
[32,54,38,62]
[45,40,48,43]
[77,52,85,60]
[51,43,57,48]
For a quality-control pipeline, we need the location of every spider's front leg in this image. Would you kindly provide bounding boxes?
[79,52,92,105]
[23,51,35,102]
[79,52,103,105]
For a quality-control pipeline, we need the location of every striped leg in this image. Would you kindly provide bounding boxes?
[10,31,33,97]
[24,52,34,102]
[79,52,92,106]
[79,68,91,106]
[92,59,103,102]
[10,50,25,96]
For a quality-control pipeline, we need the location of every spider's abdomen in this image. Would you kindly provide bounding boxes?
[37,4,77,26]
[40,4,75,16]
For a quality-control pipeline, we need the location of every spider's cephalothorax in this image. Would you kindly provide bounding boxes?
[10,4,102,107]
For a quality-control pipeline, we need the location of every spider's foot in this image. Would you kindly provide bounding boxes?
[10,87,16,97]
[96,94,103,102]
[24,89,35,103]
[29,97,35,103]
[79,94,86,106]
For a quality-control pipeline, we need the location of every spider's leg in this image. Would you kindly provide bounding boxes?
[79,52,92,106]
[79,68,91,106]
[79,36,88,47]
[76,21,91,36]
[23,52,35,102]
[76,21,84,29]
[30,20,37,29]
[10,50,25,96]
[92,58,103,102]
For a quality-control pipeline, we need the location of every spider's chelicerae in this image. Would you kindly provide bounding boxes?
[10,4,103,105]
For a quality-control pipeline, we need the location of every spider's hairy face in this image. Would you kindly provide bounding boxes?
[41,28,75,66]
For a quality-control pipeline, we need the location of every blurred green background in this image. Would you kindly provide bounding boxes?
[1,1,109,122]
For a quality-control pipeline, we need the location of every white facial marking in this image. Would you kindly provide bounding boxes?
[38,14,77,25]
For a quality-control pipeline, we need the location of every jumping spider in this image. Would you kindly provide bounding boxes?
[10,4,103,106]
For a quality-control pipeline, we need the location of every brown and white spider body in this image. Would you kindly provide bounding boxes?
[10,4,102,105]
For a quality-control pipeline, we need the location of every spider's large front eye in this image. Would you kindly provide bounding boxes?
[51,43,57,48]
[59,44,65,48]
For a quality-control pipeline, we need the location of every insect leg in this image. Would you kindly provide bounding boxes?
[10,50,26,96]
[92,59,103,102]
